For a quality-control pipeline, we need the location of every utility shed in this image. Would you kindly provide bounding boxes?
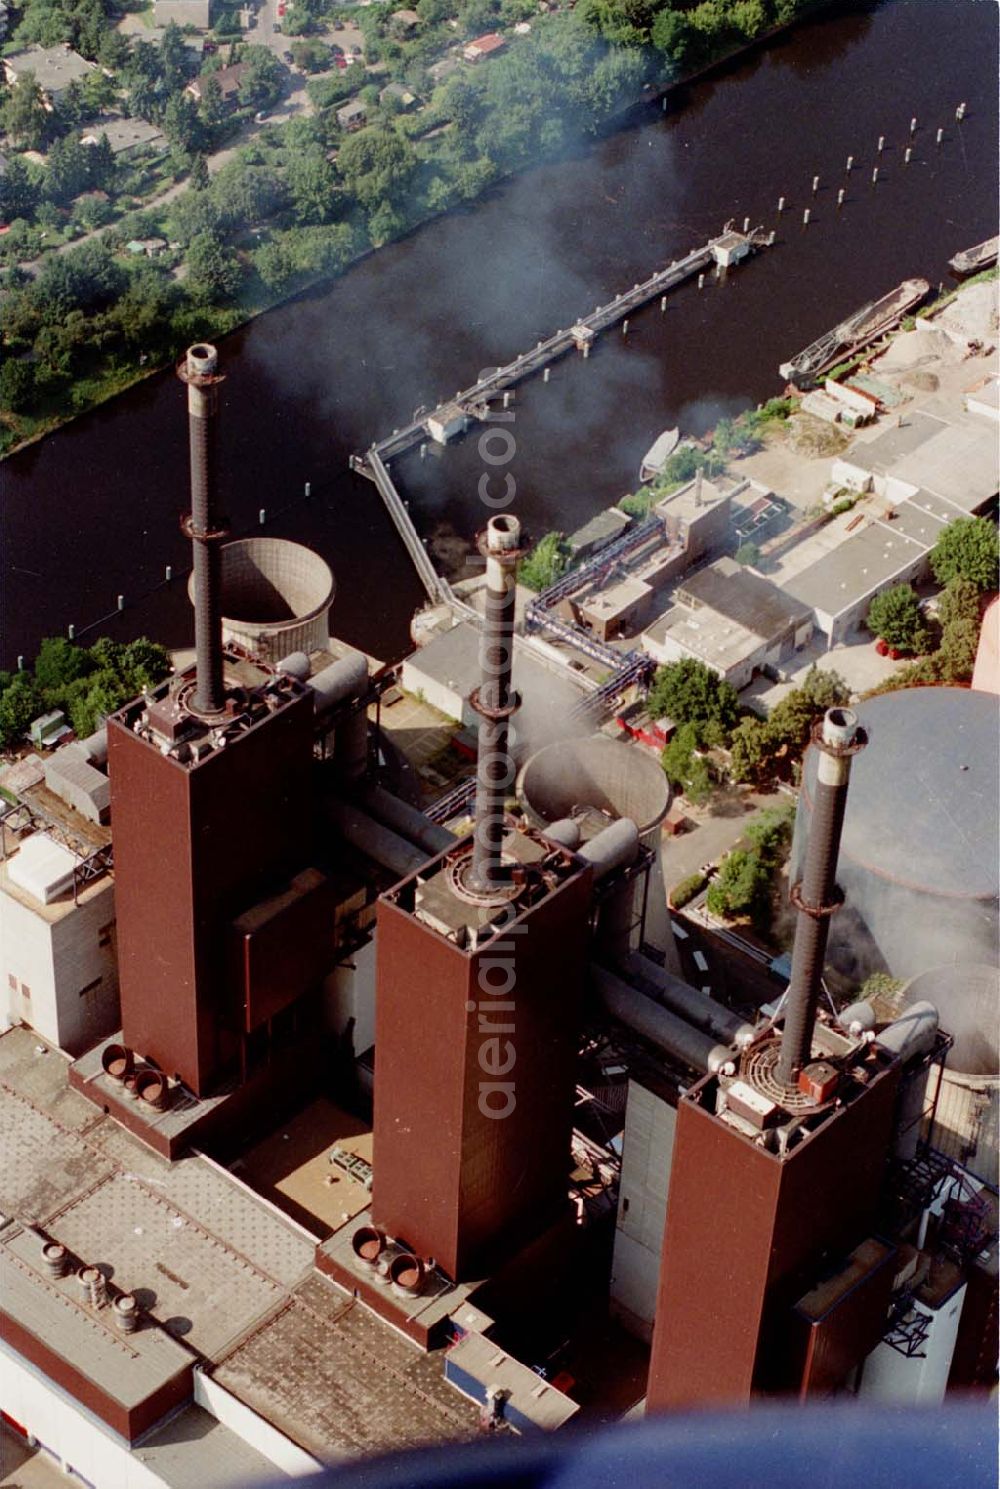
[566,507,631,563]
[445,1332,579,1430]
[0,1221,193,1443]
[6,832,80,904]
[44,745,110,825]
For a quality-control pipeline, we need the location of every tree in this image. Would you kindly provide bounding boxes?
[930,517,998,592]
[734,541,760,567]
[662,723,713,803]
[189,154,210,192]
[519,532,568,592]
[0,359,37,414]
[44,135,92,205]
[164,93,206,156]
[0,673,44,749]
[186,230,243,302]
[287,149,338,226]
[337,125,417,211]
[728,715,771,783]
[647,658,739,733]
[34,636,94,695]
[705,848,766,921]
[937,575,980,631]
[2,73,51,150]
[866,584,928,653]
[936,617,980,682]
[0,158,40,223]
[121,637,171,690]
[798,664,850,711]
[238,46,287,110]
[767,688,817,752]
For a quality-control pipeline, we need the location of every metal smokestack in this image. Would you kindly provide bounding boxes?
[468,514,523,896]
[777,707,866,1088]
[178,343,227,716]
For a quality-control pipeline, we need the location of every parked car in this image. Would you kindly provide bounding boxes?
[282,49,293,60]
[254,109,269,122]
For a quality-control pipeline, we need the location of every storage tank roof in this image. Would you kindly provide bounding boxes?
[802,687,999,900]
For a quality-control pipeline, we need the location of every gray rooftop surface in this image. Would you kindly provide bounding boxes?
[406,620,588,751]
[840,410,948,472]
[134,1405,277,1488]
[213,1272,480,1460]
[676,557,810,638]
[0,1026,487,1461]
[784,520,927,619]
[0,1220,193,1410]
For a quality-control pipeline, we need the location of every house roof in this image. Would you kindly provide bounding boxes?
[465,31,505,55]
[3,45,95,94]
[80,117,165,153]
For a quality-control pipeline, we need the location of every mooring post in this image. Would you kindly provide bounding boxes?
[877,135,885,153]
[259,507,266,524]
[803,208,811,226]
[837,188,845,206]
[660,295,667,310]
[956,102,966,120]
[937,127,944,144]
[117,594,125,612]
[910,116,918,135]
[68,625,75,640]
[846,154,854,172]
[778,195,786,212]
[812,175,819,193]
[872,166,879,184]
[904,147,912,164]
[165,565,173,582]
[543,367,550,382]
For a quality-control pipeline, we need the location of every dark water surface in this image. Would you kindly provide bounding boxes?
[3,0,997,668]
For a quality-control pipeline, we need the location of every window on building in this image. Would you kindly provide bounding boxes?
[7,972,16,991]
[98,922,115,949]
[21,984,31,1000]
[78,978,103,1000]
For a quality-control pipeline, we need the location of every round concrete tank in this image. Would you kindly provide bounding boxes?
[518,736,670,850]
[905,962,999,1184]
[189,538,334,664]
[793,688,999,984]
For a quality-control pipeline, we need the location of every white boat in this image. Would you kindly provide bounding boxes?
[639,427,680,482]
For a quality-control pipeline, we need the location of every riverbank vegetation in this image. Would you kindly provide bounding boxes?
[1,0,819,452]
[0,635,170,748]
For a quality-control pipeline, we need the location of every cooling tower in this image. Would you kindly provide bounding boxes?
[189,537,334,664]
[792,688,999,984]
[517,735,670,850]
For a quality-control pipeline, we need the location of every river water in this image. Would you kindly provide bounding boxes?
[2,0,997,669]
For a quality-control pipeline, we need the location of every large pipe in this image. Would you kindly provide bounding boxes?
[309,649,370,780]
[578,818,640,881]
[594,965,734,1075]
[468,515,522,895]
[361,784,455,856]
[325,799,428,881]
[179,343,227,716]
[618,951,755,1048]
[777,708,866,1087]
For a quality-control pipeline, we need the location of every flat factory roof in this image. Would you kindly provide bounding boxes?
[134,1404,278,1488]
[213,1273,479,1460]
[784,520,927,621]
[0,1026,482,1462]
[676,557,810,639]
[0,1220,193,1411]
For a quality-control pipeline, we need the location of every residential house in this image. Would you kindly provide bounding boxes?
[379,81,416,110]
[80,118,166,158]
[185,61,249,107]
[462,32,505,62]
[336,99,368,132]
[390,8,420,27]
[2,46,95,109]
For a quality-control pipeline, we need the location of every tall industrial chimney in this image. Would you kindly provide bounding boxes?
[776,706,866,1087]
[467,514,523,896]
[179,343,227,717]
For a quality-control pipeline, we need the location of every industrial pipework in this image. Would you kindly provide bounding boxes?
[178,343,228,717]
[467,514,525,896]
[776,707,867,1088]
